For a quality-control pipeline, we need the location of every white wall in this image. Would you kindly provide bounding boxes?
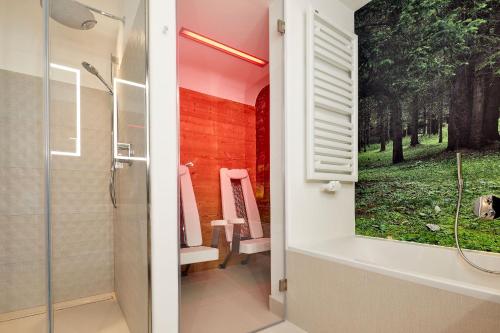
[149,0,179,332]
[284,0,356,247]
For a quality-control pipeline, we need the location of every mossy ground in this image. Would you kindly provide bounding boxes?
[356,127,500,252]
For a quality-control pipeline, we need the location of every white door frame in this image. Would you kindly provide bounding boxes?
[149,0,179,332]
[148,0,286,331]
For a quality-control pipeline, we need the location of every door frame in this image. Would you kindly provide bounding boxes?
[148,0,287,331]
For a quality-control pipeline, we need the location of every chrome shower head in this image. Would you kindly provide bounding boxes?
[41,0,97,30]
[82,62,99,76]
[41,0,125,30]
[81,62,113,95]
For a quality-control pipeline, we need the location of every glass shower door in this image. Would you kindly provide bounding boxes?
[0,0,49,332]
[1,1,150,332]
[47,0,150,332]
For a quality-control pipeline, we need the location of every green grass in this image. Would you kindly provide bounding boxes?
[356,126,500,252]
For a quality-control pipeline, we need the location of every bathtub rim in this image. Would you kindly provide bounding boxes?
[288,235,500,304]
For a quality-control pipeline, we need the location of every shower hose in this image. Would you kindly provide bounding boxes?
[454,153,500,274]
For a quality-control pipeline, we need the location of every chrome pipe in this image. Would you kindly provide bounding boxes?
[81,3,125,23]
[454,153,500,274]
[95,72,114,95]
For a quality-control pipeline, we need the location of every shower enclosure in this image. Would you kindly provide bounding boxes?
[0,1,150,332]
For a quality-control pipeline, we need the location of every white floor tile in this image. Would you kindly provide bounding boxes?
[181,254,282,333]
[0,299,130,333]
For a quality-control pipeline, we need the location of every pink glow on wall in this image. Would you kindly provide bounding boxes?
[177,0,270,105]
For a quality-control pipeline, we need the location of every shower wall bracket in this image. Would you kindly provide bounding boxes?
[116,142,134,166]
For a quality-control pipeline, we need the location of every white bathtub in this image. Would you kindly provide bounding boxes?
[289,236,500,304]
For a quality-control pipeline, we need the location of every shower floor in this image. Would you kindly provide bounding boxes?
[0,298,130,333]
[181,253,281,333]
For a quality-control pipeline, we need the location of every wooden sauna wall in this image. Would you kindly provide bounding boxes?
[255,85,271,225]
[180,88,258,271]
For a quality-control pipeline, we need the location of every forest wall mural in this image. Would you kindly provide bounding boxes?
[355,0,500,252]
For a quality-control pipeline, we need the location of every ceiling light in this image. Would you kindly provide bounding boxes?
[179,28,268,67]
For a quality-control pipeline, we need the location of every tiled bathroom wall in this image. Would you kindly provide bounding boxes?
[0,68,114,314]
[50,79,114,303]
[0,69,46,313]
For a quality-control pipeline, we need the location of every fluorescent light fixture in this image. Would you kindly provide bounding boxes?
[179,28,268,67]
[50,63,81,157]
[113,78,147,162]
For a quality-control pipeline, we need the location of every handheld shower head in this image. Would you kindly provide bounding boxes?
[81,62,114,95]
[82,61,99,76]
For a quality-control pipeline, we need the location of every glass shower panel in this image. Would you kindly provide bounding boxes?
[48,8,117,333]
[113,1,150,332]
[49,64,80,157]
[114,79,147,161]
[48,1,149,332]
[0,0,49,332]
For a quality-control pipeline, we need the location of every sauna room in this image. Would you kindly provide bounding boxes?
[177,0,281,332]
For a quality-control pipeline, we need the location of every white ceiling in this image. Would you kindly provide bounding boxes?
[177,0,270,105]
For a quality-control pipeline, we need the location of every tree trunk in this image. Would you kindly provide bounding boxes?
[391,99,404,164]
[448,64,473,150]
[432,116,439,134]
[366,110,371,148]
[470,69,487,149]
[447,84,456,149]
[423,106,427,136]
[378,108,386,152]
[410,96,419,146]
[387,114,391,144]
[438,97,444,143]
[359,109,367,152]
[427,108,433,136]
[483,76,500,142]
[364,109,368,152]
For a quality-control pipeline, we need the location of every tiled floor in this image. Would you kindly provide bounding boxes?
[0,299,130,333]
[258,321,307,333]
[181,253,282,333]
[2,254,287,333]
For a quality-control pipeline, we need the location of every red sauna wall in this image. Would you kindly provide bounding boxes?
[180,88,257,271]
[255,85,270,224]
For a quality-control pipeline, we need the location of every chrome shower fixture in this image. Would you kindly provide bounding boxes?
[81,60,116,206]
[81,62,114,95]
[473,195,499,220]
[41,0,124,31]
[454,153,500,274]
[84,3,125,23]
